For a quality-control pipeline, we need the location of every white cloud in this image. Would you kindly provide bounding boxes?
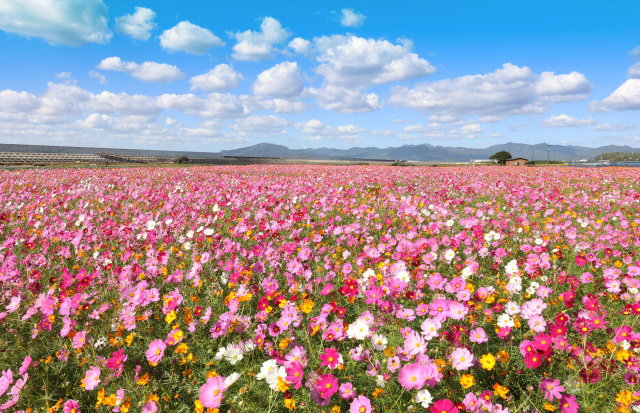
[165,117,178,126]
[231,115,290,134]
[295,119,367,137]
[288,37,313,57]
[314,35,436,86]
[158,93,249,118]
[534,71,593,102]
[0,0,112,46]
[340,9,366,27]
[242,96,306,114]
[628,63,640,79]
[85,91,159,115]
[307,85,383,113]
[371,130,397,136]
[594,122,635,131]
[589,79,640,112]
[461,123,483,134]
[479,115,507,123]
[97,57,185,83]
[232,17,290,61]
[389,63,591,117]
[89,70,107,84]
[488,132,503,138]
[253,61,304,98]
[190,64,243,92]
[0,90,40,113]
[115,7,156,41]
[160,21,225,54]
[541,114,596,127]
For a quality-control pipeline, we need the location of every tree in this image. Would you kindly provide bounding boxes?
[490,151,512,166]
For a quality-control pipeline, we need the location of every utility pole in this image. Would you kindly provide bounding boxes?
[547,143,550,166]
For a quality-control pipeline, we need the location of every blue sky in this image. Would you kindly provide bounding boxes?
[1,0,639,152]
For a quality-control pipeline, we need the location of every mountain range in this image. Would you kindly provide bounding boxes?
[220,142,640,162]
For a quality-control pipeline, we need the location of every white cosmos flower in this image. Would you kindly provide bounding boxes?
[203,228,214,236]
[146,220,156,231]
[415,389,433,408]
[371,333,388,351]
[223,372,241,389]
[346,318,369,340]
[186,230,194,238]
[444,249,455,261]
[257,359,278,380]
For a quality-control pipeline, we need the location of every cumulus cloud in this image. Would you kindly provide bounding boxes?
[252,61,304,98]
[157,93,249,118]
[96,57,185,83]
[541,114,596,127]
[488,132,503,138]
[190,64,243,92]
[89,70,107,84]
[115,7,156,41]
[314,35,436,86]
[461,123,483,135]
[307,85,383,113]
[295,119,367,137]
[231,115,290,134]
[534,71,593,102]
[288,37,313,57]
[628,63,640,79]
[160,21,225,54]
[340,9,366,27]
[389,63,592,117]
[589,79,640,112]
[85,91,159,115]
[594,122,635,131]
[232,17,290,61]
[0,0,112,46]
[242,96,306,114]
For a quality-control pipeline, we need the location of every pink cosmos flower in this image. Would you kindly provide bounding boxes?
[72,331,87,349]
[141,401,158,413]
[350,395,372,413]
[539,378,564,402]
[559,394,579,413]
[316,373,339,400]
[18,356,31,376]
[62,399,80,413]
[199,375,227,408]
[404,331,426,356]
[449,348,474,371]
[0,369,13,397]
[5,296,20,313]
[81,366,101,391]
[398,363,428,390]
[469,327,488,344]
[320,348,342,369]
[339,382,355,399]
[146,339,166,366]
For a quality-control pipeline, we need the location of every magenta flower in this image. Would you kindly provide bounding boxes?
[398,363,428,390]
[430,399,458,413]
[559,394,579,413]
[72,331,87,349]
[62,399,80,413]
[106,348,127,370]
[199,375,226,408]
[349,395,372,413]
[285,362,304,389]
[316,373,339,400]
[540,378,564,402]
[320,348,342,369]
[146,339,166,366]
[449,348,474,371]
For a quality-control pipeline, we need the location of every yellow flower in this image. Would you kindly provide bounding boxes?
[617,390,633,406]
[331,406,341,413]
[96,388,105,408]
[372,388,384,398]
[165,310,177,324]
[480,354,496,370]
[497,350,510,363]
[175,343,189,354]
[195,399,205,413]
[137,373,150,385]
[616,349,631,362]
[543,403,557,411]
[300,299,315,313]
[125,333,135,347]
[276,377,290,393]
[284,397,296,410]
[493,383,509,399]
[460,374,475,389]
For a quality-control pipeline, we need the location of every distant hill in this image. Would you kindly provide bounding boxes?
[595,152,640,162]
[221,142,640,162]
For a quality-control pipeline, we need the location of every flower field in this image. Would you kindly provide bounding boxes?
[2,165,640,413]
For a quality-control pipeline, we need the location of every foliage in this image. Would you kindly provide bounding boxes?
[489,151,513,165]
